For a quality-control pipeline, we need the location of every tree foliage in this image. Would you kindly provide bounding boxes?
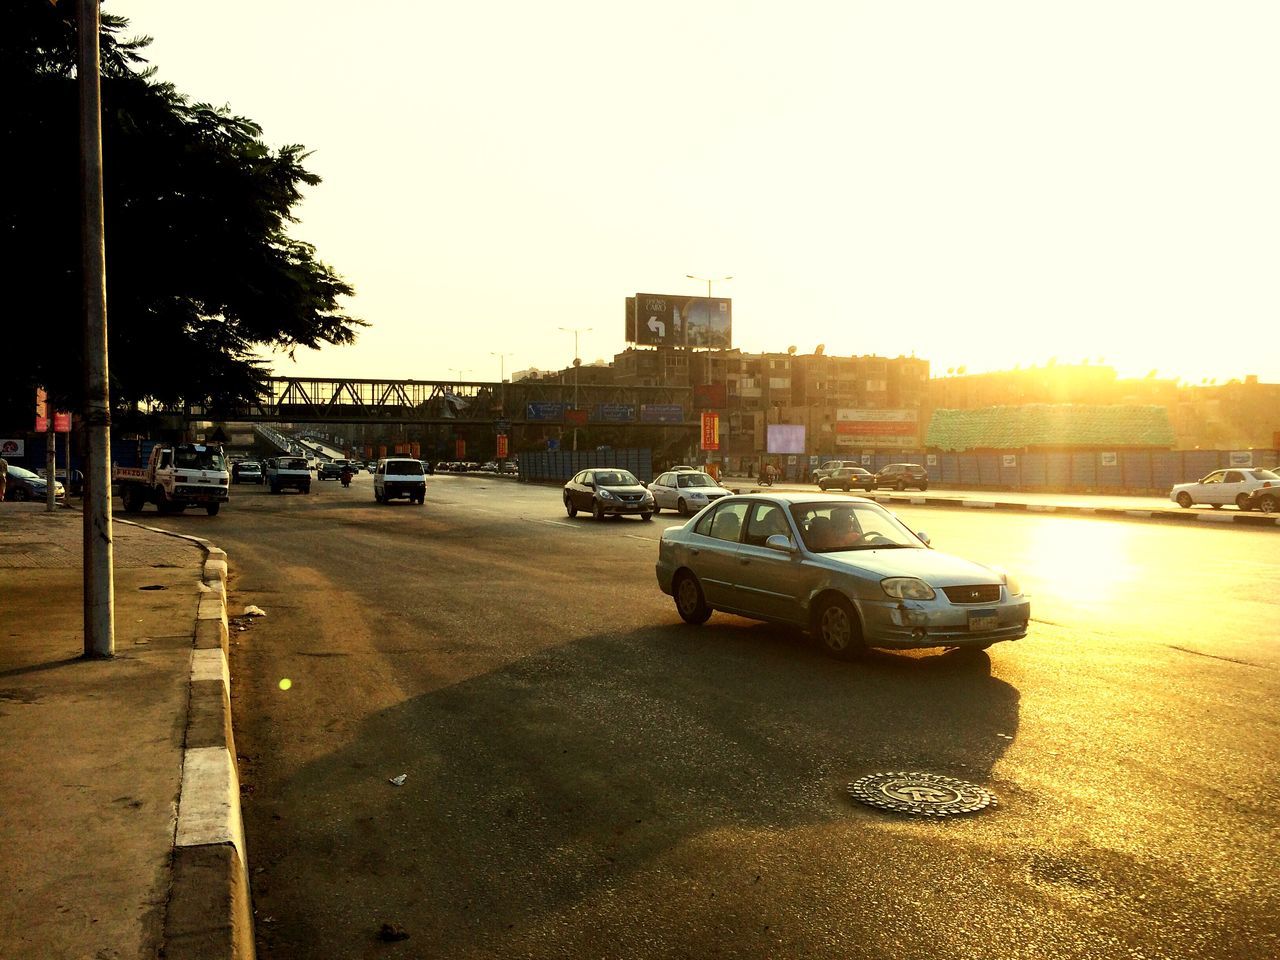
[1,1,363,422]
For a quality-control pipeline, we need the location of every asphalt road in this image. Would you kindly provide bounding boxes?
[139,474,1279,960]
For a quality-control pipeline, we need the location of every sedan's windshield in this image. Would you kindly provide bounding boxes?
[789,501,922,553]
[7,466,39,481]
[594,471,638,486]
[677,473,716,488]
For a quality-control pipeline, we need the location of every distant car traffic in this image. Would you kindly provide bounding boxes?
[563,469,655,521]
[656,493,1029,658]
[264,457,311,494]
[232,461,263,484]
[870,463,929,491]
[318,459,354,480]
[818,467,874,492]
[1170,468,1279,510]
[3,465,65,502]
[647,471,731,516]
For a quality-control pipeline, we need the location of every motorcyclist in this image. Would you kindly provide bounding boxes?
[340,464,354,487]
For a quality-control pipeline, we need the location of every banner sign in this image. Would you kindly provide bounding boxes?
[1100,452,1117,467]
[1228,450,1253,467]
[565,409,588,427]
[700,412,720,451]
[592,403,636,423]
[767,424,806,454]
[1,439,25,458]
[1002,454,1017,467]
[693,383,726,408]
[640,403,684,424]
[455,439,466,459]
[496,434,508,459]
[53,412,71,433]
[627,293,732,348]
[526,402,567,422]
[834,408,919,448]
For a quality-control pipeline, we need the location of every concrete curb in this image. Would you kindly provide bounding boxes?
[113,517,255,960]
[726,488,1280,530]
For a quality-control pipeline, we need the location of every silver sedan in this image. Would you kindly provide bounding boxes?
[655,493,1030,658]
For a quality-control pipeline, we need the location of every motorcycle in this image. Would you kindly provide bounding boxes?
[340,469,353,488]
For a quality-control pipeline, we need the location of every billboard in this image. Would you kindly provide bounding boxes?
[593,403,636,423]
[834,409,919,448]
[640,403,684,424]
[526,402,566,422]
[627,293,732,348]
[693,383,726,408]
[767,424,806,454]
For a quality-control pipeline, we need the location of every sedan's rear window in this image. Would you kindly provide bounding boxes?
[279,458,307,470]
[1249,469,1279,481]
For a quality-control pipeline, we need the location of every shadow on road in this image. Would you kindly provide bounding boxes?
[246,620,1020,956]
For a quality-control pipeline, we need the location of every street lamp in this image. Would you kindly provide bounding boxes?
[489,352,514,383]
[686,274,732,386]
[558,326,592,451]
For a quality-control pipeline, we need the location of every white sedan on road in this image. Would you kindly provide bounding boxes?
[1170,468,1280,510]
[648,470,733,516]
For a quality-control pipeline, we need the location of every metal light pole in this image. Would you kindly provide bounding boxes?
[558,327,591,451]
[686,274,732,386]
[79,0,114,658]
[488,352,514,384]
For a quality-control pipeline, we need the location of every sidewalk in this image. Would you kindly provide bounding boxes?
[0,504,249,959]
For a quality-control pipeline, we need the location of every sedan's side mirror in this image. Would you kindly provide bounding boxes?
[765,534,796,553]
[916,531,931,546]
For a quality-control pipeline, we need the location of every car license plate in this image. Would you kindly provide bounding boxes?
[199,478,210,483]
[968,610,999,631]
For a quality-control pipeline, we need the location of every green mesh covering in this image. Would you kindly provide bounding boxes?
[926,405,1175,451]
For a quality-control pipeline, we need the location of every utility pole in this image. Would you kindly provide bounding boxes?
[46,413,56,512]
[558,327,591,451]
[79,0,115,658]
[686,274,732,386]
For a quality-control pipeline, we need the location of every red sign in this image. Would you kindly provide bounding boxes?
[35,416,48,432]
[694,383,727,408]
[565,409,588,427]
[455,439,466,459]
[496,434,509,458]
[700,412,720,451]
[53,411,71,433]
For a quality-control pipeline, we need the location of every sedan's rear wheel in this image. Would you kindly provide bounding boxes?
[565,495,577,517]
[815,595,865,660]
[674,572,711,625]
[1236,493,1252,511]
[1176,492,1192,509]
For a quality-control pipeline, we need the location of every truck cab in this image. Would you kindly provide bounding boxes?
[117,443,230,515]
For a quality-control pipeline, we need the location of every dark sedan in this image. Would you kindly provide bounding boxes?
[817,467,874,492]
[563,468,655,521]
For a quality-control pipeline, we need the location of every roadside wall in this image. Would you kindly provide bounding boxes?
[520,448,654,483]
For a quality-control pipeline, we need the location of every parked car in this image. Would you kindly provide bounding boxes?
[1170,468,1280,510]
[818,467,874,492]
[374,457,426,504]
[3,465,65,502]
[656,493,1029,658]
[812,460,863,482]
[648,470,732,516]
[870,463,929,491]
[420,460,435,475]
[499,461,518,475]
[563,468,655,521]
[232,461,263,484]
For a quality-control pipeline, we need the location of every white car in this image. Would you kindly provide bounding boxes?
[374,457,426,504]
[647,470,733,516]
[812,460,862,482]
[1170,468,1280,510]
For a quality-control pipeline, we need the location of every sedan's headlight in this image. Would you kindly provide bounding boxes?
[1003,574,1023,597]
[598,489,615,500]
[881,577,936,600]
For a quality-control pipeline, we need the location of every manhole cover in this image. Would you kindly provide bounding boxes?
[848,772,996,817]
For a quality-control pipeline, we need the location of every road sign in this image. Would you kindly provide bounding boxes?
[495,419,512,434]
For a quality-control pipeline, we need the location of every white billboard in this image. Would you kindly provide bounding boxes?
[767,424,806,454]
[834,409,919,448]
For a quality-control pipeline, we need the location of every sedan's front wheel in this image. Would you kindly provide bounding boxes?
[565,495,577,517]
[674,572,711,625]
[815,595,865,660]
[593,500,605,521]
[1176,492,1193,509]
[1258,494,1278,514]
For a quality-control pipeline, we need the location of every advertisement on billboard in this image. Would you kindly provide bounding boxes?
[767,424,806,454]
[834,409,919,448]
[593,403,636,423]
[1,439,25,458]
[526,402,566,422]
[627,293,732,348]
[700,413,720,451]
[640,404,684,424]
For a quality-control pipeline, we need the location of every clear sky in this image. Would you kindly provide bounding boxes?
[110,0,1280,385]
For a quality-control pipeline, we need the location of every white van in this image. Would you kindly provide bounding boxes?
[374,458,426,504]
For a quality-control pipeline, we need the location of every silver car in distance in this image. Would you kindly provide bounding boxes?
[655,493,1030,659]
